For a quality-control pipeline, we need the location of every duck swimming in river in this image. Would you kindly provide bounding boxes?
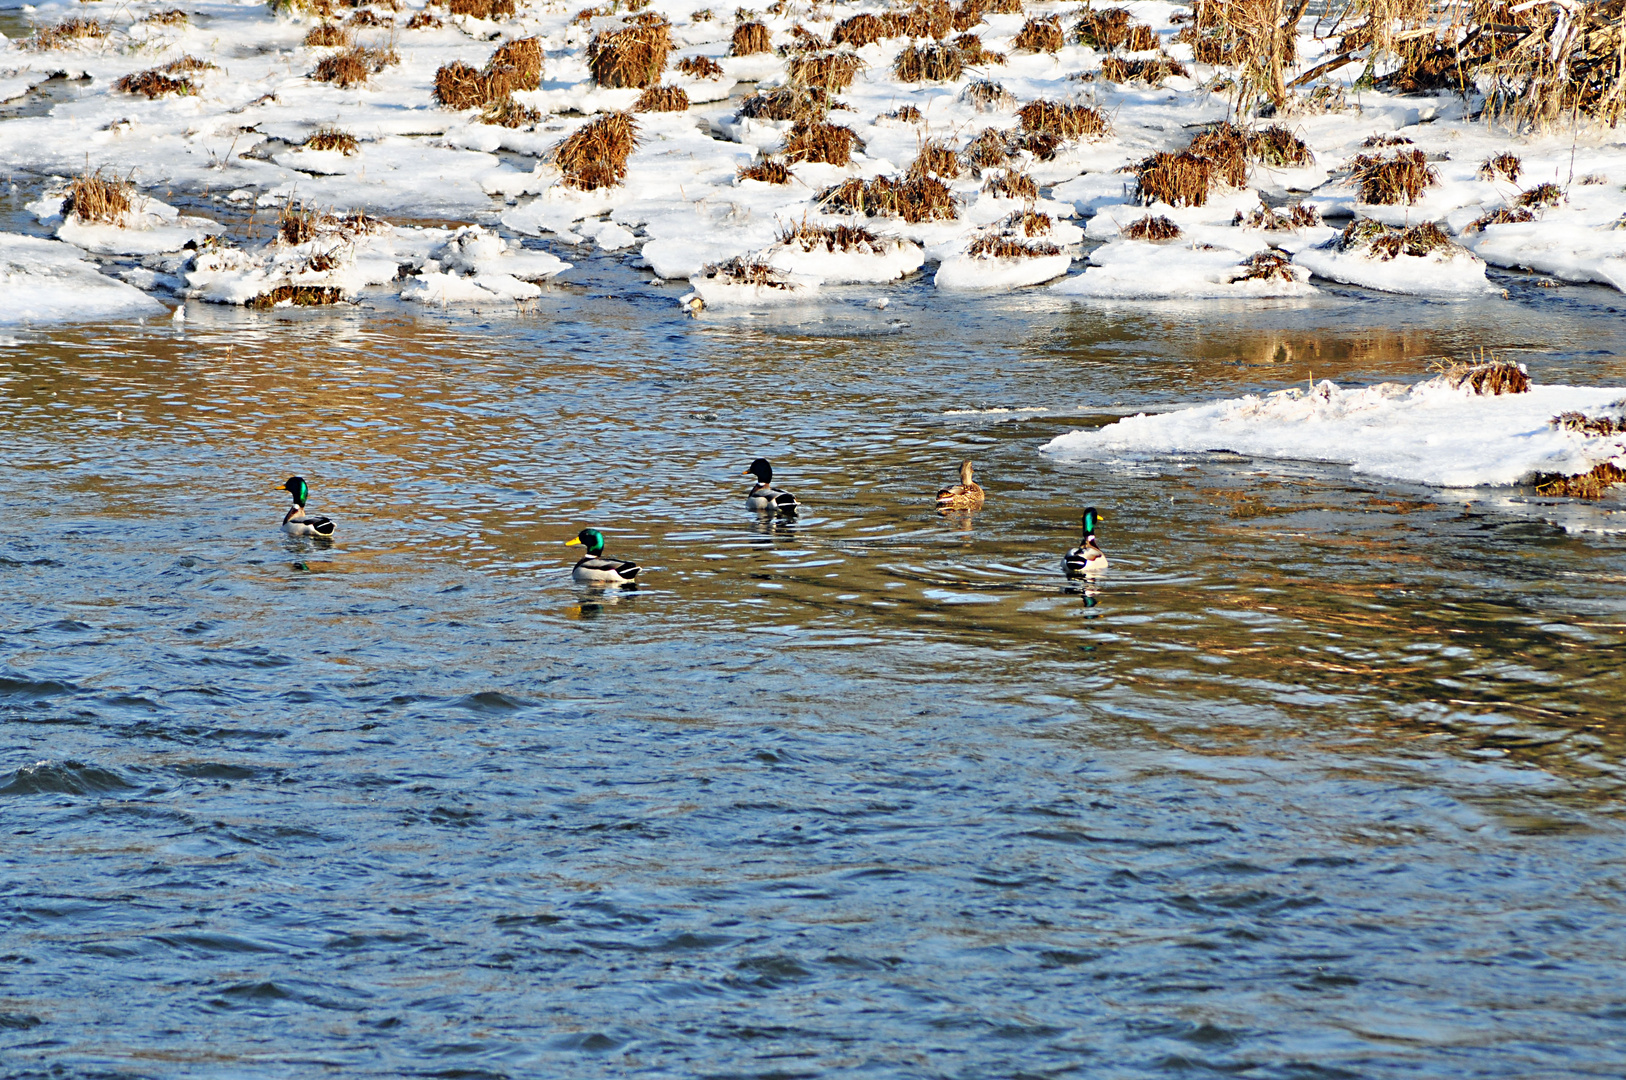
[936,461,985,512]
[1063,507,1107,577]
[743,459,800,514]
[279,476,335,538]
[566,528,641,585]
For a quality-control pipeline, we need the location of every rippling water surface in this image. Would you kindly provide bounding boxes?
[4,257,1626,1078]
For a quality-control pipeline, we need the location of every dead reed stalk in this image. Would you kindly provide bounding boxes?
[65,170,133,223]
[1134,151,1213,206]
[730,20,772,55]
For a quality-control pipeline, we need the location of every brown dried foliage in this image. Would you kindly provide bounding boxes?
[1100,53,1188,83]
[555,111,640,189]
[591,18,672,87]
[738,157,792,183]
[894,42,963,82]
[115,69,196,98]
[1072,7,1130,49]
[246,285,345,309]
[677,54,724,78]
[348,9,392,26]
[314,45,398,87]
[1340,219,1457,260]
[1349,149,1437,205]
[1240,250,1295,281]
[635,84,691,110]
[888,103,925,123]
[1013,15,1063,52]
[908,139,961,180]
[142,9,190,25]
[782,119,857,166]
[1466,205,1535,231]
[1518,182,1564,207]
[305,125,360,153]
[983,169,1036,200]
[962,126,1009,170]
[305,22,353,46]
[962,78,1014,110]
[702,255,796,288]
[481,96,542,126]
[405,10,443,28]
[1134,150,1213,207]
[65,170,133,223]
[446,0,515,17]
[730,20,772,55]
[1123,213,1182,240]
[1477,152,1522,183]
[1236,202,1322,229]
[778,220,884,251]
[1433,356,1530,395]
[27,17,107,50]
[819,174,958,222]
[1018,99,1108,139]
[1535,462,1626,499]
[1123,23,1157,50]
[831,11,886,46]
[788,51,864,91]
[738,85,839,121]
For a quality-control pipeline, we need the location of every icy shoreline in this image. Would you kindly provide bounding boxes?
[0,0,1624,317]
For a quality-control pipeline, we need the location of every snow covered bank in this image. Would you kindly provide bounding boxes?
[1041,374,1626,489]
[0,232,166,323]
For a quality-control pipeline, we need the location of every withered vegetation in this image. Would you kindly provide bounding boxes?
[907,138,961,180]
[435,36,543,108]
[1348,148,1437,204]
[1017,99,1108,139]
[314,44,400,88]
[554,110,640,189]
[1430,354,1531,395]
[590,16,672,87]
[1123,213,1182,240]
[115,69,197,98]
[699,255,798,288]
[950,32,1005,65]
[1535,462,1626,499]
[1072,7,1131,49]
[886,103,925,123]
[1134,150,1212,206]
[776,219,889,252]
[893,42,963,82]
[65,169,134,223]
[730,20,772,55]
[305,125,360,153]
[406,10,444,28]
[635,84,691,110]
[1339,219,1460,260]
[1518,181,1564,207]
[1240,250,1296,281]
[1552,410,1626,437]
[481,96,541,126]
[26,17,108,50]
[961,79,1014,110]
[1477,152,1523,182]
[676,54,724,78]
[1465,205,1535,231]
[788,51,864,92]
[1013,14,1063,52]
[305,22,353,46]
[446,0,516,18]
[781,119,858,166]
[738,156,792,183]
[819,174,959,223]
[961,127,1009,171]
[982,169,1037,200]
[247,285,346,309]
[142,9,190,25]
[1099,53,1188,83]
[1235,202,1322,229]
[738,85,841,121]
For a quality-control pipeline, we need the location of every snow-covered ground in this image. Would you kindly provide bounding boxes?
[0,0,1623,320]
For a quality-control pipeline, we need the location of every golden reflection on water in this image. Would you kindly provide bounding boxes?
[4,301,1625,809]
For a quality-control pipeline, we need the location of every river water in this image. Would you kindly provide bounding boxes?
[3,250,1625,1078]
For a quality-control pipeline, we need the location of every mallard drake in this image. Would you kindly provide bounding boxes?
[743,458,799,514]
[1063,507,1108,577]
[936,461,985,511]
[566,528,641,585]
[279,476,335,538]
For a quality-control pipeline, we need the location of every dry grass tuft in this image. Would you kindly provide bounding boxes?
[967,234,1060,258]
[1552,411,1626,437]
[277,200,322,245]
[907,139,961,181]
[555,111,640,189]
[887,103,925,123]
[982,168,1036,200]
[446,0,516,18]
[1478,152,1523,183]
[1188,122,1249,187]
[591,18,672,87]
[163,55,218,74]
[348,8,392,26]
[788,51,865,92]
[777,220,886,251]
[437,36,542,107]
[1431,354,1531,396]
[951,32,1005,65]
[1349,149,1437,205]
[1134,150,1213,206]
[677,54,724,78]
[952,0,990,31]
[883,0,955,40]
[1100,53,1188,84]
[1123,213,1182,240]
[65,169,133,223]
[893,42,963,82]
[1466,205,1535,231]
[1341,219,1458,260]
[433,61,490,108]
[1018,99,1108,139]
[730,20,772,55]
[831,11,887,46]
[962,78,1014,111]
[1518,182,1564,208]
[1361,133,1412,148]
[1013,15,1062,52]
[635,84,691,110]
[246,285,346,309]
[782,119,858,166]
[1123,22,1157,51]
[305,22,353,46]
[1535,462,1626,499]
[115,69,196,98]
[314,45,398,87]
[305,125,360,153]
[1240,250,1296,281]
[961,126,1010,171]
[692,7,715,19]
[491,36,544,87]
[27,17,108,50]
[405,10,443,28]
[1249,124,1311,166]
[1072,7,1130,49]
[142,9,190,25]
[738,156,792,183]
[702,255,798,288]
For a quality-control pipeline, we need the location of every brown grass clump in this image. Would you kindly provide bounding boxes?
[952,0,990,31]
[1123,22,1157,51]
[163,55,219,74]
[1188,122,1249,187]
[1478,152,1522,183]
[692,7,715,19]
[1240,250,1295,281]
[1134,150,1212,206]
[277,200,322,245]
[314,45,398,87]
[305,125,360,153]
[701,255,798,289]
[893,42,963,82]
[1018,99,1107,139]
[591,18,672,87]
[951,33,1005,65]
[246,285,346,309]
[677,54,724,78]
[1552,411,1626,437]
[435,38,542,108]
[1466,205,1535,231]
[1013,15,1062,52]
[1349,149,1437,205]
[1123,213,1182,240]
[1100,53,1188,83]
[738,85,839,121]
[962,78,1014,111]
[305,22,353,46]
[883,0,955,40]
[405,10,444,28]
[1361,133,1412,147]
[887,103,925,123]
[738,157,792,183]
[962,126,1009,171]
[1072,7,1130,49]
[1236,202,1321,229]
[142,9,190,25]
[908,139,961,180]
[574,5,612,22]
[1431,355,1530,396]
[983,169,1036,200]
[434,61,490,108]
[1518,182,1563,208]
[778,220,886,251]
[1535,462,1626,499]
[788,51,865,92]
[555,111,640,189]
[731,20,772,55]
[65,170,133,223]
[480,96,541,126]
[115,69,196,98]
[26,17,108,50]
[782,119,857,166]
[1009,130,1061,160]
[348,8,392,26]
[819,175,958,222]
[635,84,691,110]
[491,37,544,87]
[447,0,516,17]
[1340,219,1457,260]
[1249,124,1311,166]
[831,11,887,46]
[967,234,1061,258]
